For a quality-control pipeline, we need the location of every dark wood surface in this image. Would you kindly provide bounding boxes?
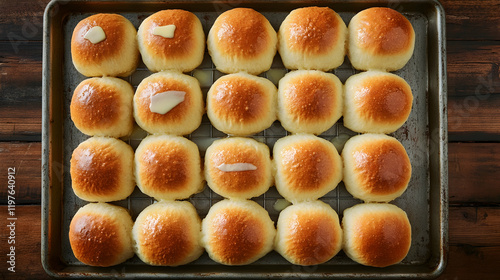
[1,0,499,279]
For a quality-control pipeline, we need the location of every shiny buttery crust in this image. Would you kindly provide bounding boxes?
[70,77,134,137]
[133,71,204,135]
[71,13,139,77]
[133,201,204,266]
[342,134,411,202]
[278,7,347,70]
[207,8,278,75]
[273,134,343,203]
[201,199,276,265]
[348,7,415,71]
[343,71,413,134]
[275,201,343,265]
[69,203,134,267]
[204,137,272,199]
[342,203,412,267]
[207,72,277,136]
[70,137,135,202]
[277,70,343,134]
[138,10,205,72]
[135,134,204,201]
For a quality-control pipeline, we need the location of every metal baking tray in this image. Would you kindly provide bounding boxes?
[42,0,448,278]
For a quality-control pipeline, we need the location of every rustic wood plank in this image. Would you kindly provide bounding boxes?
[0,205,50,279]
[447,41,500,97]
[449,143,500,205]
[443,0,500,41]
[448,94,500,141]
[0,0,49,42]
[449,207,500,246]
[0,142,41,205]
[0,41,42,141]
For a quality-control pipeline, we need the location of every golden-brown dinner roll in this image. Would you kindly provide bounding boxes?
[275,201,342,265]
[71,14,139,77]
[70,137,135,202]
[204,137,272,200]
[134,71,204,135]
[69,203,134,267]
[343,71,413,134]
[278,70,343,135]
[70,77,134,138]
[207,72,277,136]
[201,199,275,265]
[342,203,412,267]
[207,8,278,75]
[133,201,203,266]
[278,7,347,71]
[348,7,415,71]
[135,135,203,201]
[342,134,411,202]
[137,10,205,72]
[273,134,342,203]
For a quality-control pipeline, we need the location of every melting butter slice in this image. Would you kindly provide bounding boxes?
[84,26,106,44]
[153,25,176,38]
[150,91,186,114]
[217,163,257,172]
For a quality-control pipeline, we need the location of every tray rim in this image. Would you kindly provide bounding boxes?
[41,0,448,278]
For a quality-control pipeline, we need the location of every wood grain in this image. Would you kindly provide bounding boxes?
[0,142,41,205]
[443,0,500,41]
[0,0,49,42]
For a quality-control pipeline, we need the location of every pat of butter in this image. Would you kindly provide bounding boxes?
[84,26,106,44]
[273,198,292,212]
[153,25,176,38]
[150,91,186,114]
[217,163,257,172]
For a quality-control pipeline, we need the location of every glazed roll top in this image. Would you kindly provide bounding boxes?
[201,199,276,265]
[278,6,347,71]
[207,8,278,75]
[273,134,343,203]
[134,134,203,201]
[348,7,415,71]
[138,10,205,72]
[275,201,343,266]
[70,137,135,202]
[204,137,272,200]
[342,203,412,267]
[69,203,134,267]
[71,14,139,77]
[133,201,204,266]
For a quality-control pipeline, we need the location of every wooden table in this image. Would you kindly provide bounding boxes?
[0,0,499,278]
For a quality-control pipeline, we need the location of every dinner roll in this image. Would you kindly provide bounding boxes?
[273,134,342,203]
[207,8,278,75]
[342,134,411,202]
[201,199,275,265]
[69,203,134,266]
[207,72,277,136]
[342,203,412,267]
[204,137,272,200]
[343,71,413,134]
[278,70,343,134]
[137,10,205,72]
[71,14,139,77]
[70,77,134,137]
[134,71,204,135]
[135,135,203,201]
[278,7,347,71]
[275,201,342,265]
[133,201,203,266]
[348,7,415,71]
[70,137,135,202]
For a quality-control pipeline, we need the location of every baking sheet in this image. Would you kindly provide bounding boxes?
[42,0,448,278]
